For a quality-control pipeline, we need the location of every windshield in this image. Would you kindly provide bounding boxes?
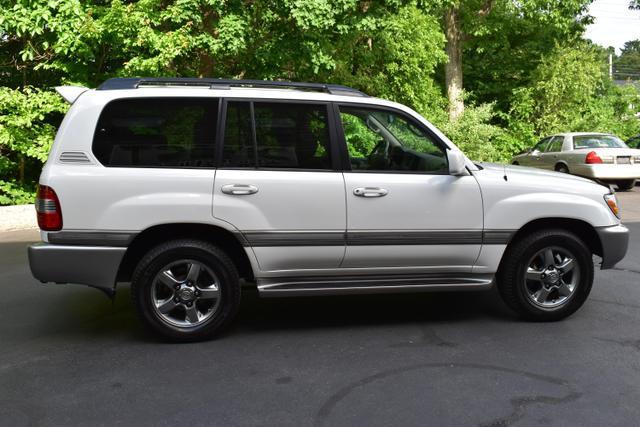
[573,135,628,149]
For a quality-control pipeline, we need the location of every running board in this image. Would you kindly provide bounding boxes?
[257,274,494,297]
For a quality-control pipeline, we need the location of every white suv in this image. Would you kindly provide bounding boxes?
[29,78,629,341]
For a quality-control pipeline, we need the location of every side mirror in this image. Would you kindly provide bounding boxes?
[531,149,540,156]
[447,150,467,176]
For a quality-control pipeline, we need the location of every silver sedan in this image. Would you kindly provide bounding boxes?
[512,132,640,191]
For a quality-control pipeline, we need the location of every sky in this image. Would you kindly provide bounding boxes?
[584,0,640,53]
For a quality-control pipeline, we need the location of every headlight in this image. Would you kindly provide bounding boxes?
[604,193,621,219]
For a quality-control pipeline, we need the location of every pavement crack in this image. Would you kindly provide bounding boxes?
[591,298,640,310]
[595,337,640,352]
[389,325,457,348]
[314,363,580,427]
[612,267,640,275]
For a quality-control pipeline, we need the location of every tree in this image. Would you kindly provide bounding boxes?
[615,39,640,80]
[509,42,640,145]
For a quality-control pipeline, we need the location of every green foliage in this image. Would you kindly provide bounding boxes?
[509,43,640,148]
[0,0,639,205]
[439,103,518,162]
[0,180,34,205]
[0,87,67,204]
[614,39,640,81]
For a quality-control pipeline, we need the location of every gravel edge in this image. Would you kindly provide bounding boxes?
[0,204,38,232]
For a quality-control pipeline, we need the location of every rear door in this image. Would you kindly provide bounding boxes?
[540,136,563,170]
[337,104,483,272]
[213,100,346,273]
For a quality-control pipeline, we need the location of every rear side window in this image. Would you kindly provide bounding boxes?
[222,101,333,170]
[93,98,219,168]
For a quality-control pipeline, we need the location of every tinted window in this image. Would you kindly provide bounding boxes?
[222,102,253,167]
[573,135,628,149]
[93,98,218,167]
[546,137,563,152]
[339,106,447,173]
[533,137,551,152]
[222,102,332,169]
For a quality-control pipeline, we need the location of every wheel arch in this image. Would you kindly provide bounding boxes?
[116,223,254,284]
[505,217,603,260]
[554,161,569,172]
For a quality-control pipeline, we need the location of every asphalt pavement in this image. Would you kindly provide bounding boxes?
[1,190,640,426]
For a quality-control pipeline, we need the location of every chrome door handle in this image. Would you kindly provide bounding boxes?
[353,187,388,198]
[221,184,259,195]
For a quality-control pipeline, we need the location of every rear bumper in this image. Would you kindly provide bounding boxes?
[596,224,629,269]
[572,164,640,180]
[28,243,126,291]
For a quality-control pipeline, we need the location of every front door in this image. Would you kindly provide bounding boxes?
[337,105,483,273]
[213,100,346,273]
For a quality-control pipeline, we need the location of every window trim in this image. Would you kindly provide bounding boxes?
[91,96,221,169]
[333,102,451,175]
[217,98,341,172]
[544,136,563,153]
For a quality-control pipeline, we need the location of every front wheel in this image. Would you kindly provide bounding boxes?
[497,229,593,321]
[615,180,635,191]
[131,239,241,342]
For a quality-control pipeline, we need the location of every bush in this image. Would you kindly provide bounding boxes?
[438,103,520,163]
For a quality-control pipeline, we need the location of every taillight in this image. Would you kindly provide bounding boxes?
[35,185,63,231]
[585,151,603,164]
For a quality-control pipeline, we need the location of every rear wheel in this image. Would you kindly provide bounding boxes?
[497,229,593,321]
[615,180,635,191]
[555,164,569,174]
[131,239,241,342]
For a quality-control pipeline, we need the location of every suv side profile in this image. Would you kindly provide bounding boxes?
[29,78,629,341]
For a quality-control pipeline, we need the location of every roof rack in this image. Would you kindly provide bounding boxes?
[96,77,367,97]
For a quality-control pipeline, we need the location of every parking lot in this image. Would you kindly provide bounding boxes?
[1,189,639,426]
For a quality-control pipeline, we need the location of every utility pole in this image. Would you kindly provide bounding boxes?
[609,53,613,80]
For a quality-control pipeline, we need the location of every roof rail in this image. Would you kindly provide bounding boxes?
[96,77,367,97]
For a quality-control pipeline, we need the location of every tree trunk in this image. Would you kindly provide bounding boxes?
[444,6,464,121]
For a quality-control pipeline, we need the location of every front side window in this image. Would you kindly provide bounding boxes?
[222,101,332,170]
[545,137,563,152]
[93,98,218,167]
[339,106,447,173]
[532,137,551,153]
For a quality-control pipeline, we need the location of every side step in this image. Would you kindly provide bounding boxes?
[257,274,494,297]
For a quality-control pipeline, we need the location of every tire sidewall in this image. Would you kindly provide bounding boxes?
[132,242,240,341]
[510,233,593,320]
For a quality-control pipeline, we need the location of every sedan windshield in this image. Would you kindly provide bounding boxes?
[573,135,628,149]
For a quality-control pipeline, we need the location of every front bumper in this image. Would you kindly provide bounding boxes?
[572,164,640,180]
[28,243,126,291]
[596,224,629,269]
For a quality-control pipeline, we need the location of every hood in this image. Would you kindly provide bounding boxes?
[479,163,613,194]
[480,163,600,185]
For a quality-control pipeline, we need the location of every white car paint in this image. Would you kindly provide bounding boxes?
[35,85,622,288]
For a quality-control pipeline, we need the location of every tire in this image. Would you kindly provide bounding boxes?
[131,239,241,342]
[512,162,519,165]
[555,164,569,174]
[615,180,635,191]
[497,229,593,321]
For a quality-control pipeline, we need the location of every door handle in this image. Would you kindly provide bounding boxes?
[221,184,259,195]
[353,187,388,198]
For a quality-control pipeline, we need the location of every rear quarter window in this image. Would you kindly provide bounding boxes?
[92,98,219,168]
